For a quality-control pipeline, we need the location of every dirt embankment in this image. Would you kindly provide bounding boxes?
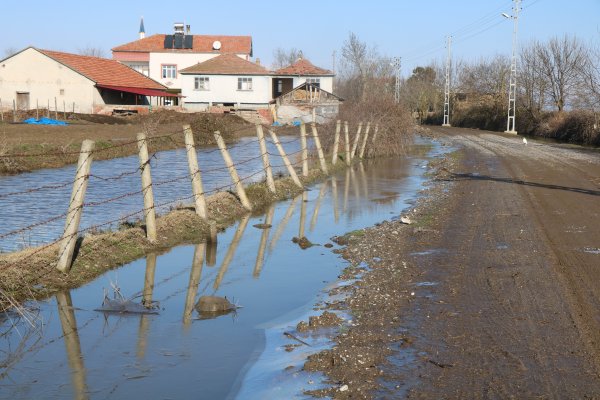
[303,127,600,398]
[0,110,253,174]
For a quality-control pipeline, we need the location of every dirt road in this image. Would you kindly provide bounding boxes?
[307,127,600,398]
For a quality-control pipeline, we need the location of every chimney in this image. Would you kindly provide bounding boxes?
[255,58,261,66]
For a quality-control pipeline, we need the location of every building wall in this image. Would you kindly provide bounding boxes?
[148,52,248,90]
[291,76,333,92]
[0,48,101,113]
[181,74,271,108]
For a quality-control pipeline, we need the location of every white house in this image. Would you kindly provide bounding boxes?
[112,22,253,98]
[180,54,271,110]
[0,47,175,114]
[272,58,334,98]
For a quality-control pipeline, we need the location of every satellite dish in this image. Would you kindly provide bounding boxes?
[213,40,222,50]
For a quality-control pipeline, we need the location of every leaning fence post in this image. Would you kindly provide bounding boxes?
[359,121,372,158]
[137,132,157,241]
[267,129,303,187]
[350,121,363,159]
[183,124,208,219]
[214,131,252,210]
[256,124,276,193]
[331,120,341,165]
[54,97,58,120]
[344,121,351,166]
[56,139,95,272]
[369,124,380,157]
[13,99,17,123]
[311,123,328,174]
[300,122,309,177]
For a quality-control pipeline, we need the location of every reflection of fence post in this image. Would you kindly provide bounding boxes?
[183,243,205,327]
[311,123,328,174]
[54,97,58,120]
[344,121,351,166]
[183,124,207,219]
[332,120,341,165]
[206,221,218,266]
[350,121,363,159]
[299,191,307,238]
[142,253,157,307]
[256,124,276,193]
[57,140,95,272]
[214,214,250,289]
[300,122,309,177]
[214,131,252,210]
[56,291,88,400]
[137,132,157,241]
[267,129,303,187]
[359,121,372,158]
[254,204,274,278]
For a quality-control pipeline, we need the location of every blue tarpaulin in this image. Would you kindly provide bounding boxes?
[23,117,68,126]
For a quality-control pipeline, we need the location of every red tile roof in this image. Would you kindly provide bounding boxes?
[274,59,333,76]
[38,49,166,89]
[112,34,252,55]
[180,54,270,75]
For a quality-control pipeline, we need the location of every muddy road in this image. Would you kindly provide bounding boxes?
[311,127,600,398]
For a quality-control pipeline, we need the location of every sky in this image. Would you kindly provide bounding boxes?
[1,0,599,77]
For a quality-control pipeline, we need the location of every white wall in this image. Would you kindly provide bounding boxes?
[0,48,99,113]
[149,52,248,91]
[181,74,271,107]
[291,76,333,92]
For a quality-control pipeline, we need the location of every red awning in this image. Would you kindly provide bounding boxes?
[96,84,180,97]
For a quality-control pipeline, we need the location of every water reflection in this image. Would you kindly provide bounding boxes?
[0,138,445,399]
[214,214,250,290]
[56,291,89,400]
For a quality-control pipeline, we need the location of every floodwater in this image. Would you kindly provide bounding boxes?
[0,136,300,252]
[0,136,447,399]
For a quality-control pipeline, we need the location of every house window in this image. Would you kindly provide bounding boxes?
[162,64,177,79]
[195,77,210,90]
[59,89,65,96]
[238,77,253,91]
[306,78,320,88]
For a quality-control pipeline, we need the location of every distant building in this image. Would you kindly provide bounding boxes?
[112,21,253,99]
[0,47,175,114]
[272,58,334,98]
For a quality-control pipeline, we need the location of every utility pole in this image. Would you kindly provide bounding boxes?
[503,0,521,134]
[393,57,401,104]
[442,36,452,127]
[332,50,337,92]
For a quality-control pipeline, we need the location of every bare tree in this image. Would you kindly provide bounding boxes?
[519,45,546,118]
[77,46,106,58]
[272,47,302,69]
[533,35,588,112]
[3,47,19,58]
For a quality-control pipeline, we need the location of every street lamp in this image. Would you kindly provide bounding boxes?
[502,0,520,134]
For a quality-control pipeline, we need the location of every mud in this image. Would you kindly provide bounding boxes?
[306,127,600,398]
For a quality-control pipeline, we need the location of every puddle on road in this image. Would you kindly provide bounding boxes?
[409,249,448,257]
[0,137,449,399]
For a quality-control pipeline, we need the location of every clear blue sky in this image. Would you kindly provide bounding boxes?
[1,0,598,77]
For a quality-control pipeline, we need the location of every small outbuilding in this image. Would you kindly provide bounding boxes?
[0,47,177,115]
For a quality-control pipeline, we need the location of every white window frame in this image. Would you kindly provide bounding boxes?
[194,76,210,91]
[162,64,177,79]
[237,77,253,91]
[306,78,321,87]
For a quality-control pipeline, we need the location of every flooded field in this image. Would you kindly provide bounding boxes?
[0,136,446,399]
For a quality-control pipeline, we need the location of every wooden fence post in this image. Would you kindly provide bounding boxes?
[359,121,372,158]
[63,100,66,120]
[311,123,328,173]
[256,124,276,193]
[344,121,351,166]
[0,98,3,122]
[332,120,341,165]
[36,99,39,120]
[72,102,75,115]
[350,121,363,159]
[183,124,208,219]
[13,99,17,123]
[267,129,303,188]
[214,131,252,210]
[54,97,58,120]
[137,132,157,241]
[47,99,50,118]
[300,122,309,177]
[57,140,95,272]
